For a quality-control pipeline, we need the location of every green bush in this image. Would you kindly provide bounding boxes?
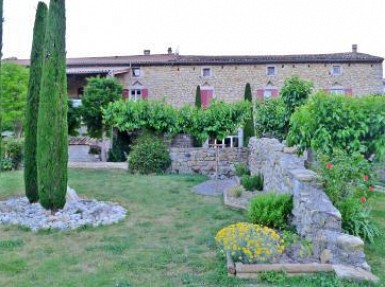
[2,138,24,170]
[255,98,286,141]
[234,163,250,177]
[318,150,381,242]
[249,192,293,230]
[228,185,245,198]
[128,133,171,174]
[0,158,14,171]
[240,174,264,191]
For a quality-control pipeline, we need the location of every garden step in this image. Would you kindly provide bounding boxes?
[333,264,379,283]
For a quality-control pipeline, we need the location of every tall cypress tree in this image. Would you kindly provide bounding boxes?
[24,2,48,203]
[195,85,201,108]
[37,0,68,211]
[243,83,255,146]
[0,0,3,161]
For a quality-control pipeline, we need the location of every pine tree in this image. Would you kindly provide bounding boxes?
[243,83,255,146]
[37,0,68,211]
[24,2,48,203]
[195,85,201,108]
[0,0,3,161]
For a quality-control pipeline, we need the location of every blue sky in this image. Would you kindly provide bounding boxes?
[3,0,385,60]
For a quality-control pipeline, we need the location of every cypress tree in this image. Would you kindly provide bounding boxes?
[243,83,255,146]
[0,0,3,161]
[37,0,68,211]
[195,85,201,108]
[24,2,48,203]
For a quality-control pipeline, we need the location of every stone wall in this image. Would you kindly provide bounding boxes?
[170,147,248,177]
[248,137,370,270]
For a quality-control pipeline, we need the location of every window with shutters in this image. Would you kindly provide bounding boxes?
[130,89,142,101]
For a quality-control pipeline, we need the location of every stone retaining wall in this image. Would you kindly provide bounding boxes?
[248,137,370,270]
[170,147,248,177]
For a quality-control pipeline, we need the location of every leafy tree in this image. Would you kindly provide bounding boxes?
[0,0,3,160]
[243,83,255,146]
[24,2,48,203]
[281,76,312,136]
[195,85,201,108]
[255,98,286,141]
[37,0,68,212]
[81,77,123,139]
[0,63,29,138]
[287,92,385,160]
[67,99,81,136]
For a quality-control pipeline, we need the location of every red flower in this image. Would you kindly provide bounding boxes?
[326,162,333,169]
[369,186,375,192]
[363,175,369,181]
[360,197,367,203]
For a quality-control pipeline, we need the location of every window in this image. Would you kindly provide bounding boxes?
[266,66,276,76]
[77,87,84,97]
[201,67,212,78]
[330,88,345,95]
[208,135,239,148]
[332,65,342,76]
[130,89,142,101]
[132,67,141,77]
[200,88,214,108]
[263,89,272,99]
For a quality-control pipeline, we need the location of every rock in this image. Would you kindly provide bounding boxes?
[333,265,379,283]
[320,249,333,264]
[66,186,80,202]
[336,234,364,252]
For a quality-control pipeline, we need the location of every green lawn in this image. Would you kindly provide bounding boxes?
[0,169,384,287]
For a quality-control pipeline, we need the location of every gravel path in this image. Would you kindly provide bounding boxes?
[68,161,127,170]
[192,178,238,196]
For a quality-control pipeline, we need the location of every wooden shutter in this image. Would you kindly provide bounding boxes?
[271,89,279,98]
[256,89,264,100]
[142,88,148,100]
[122,89,129,99]
[201,89,213,108]
[345,88,353,96]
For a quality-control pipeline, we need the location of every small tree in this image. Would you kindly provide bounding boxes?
[195,85,201,108]
[24,2,48,203]
[0,63,29,138]
[243,83,255,146]
[37,0,68,212]
[67,99,81,136]
[81,77,123,139]
[0,0,3,160]
[281,76,312,136]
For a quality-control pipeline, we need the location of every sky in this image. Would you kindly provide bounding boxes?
[3,0,385,60]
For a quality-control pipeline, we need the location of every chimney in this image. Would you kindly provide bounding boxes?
[352,44,357,53]
[143,49,150,55]
[167,47,173,55]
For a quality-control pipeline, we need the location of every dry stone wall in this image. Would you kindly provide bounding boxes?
[248,137,370,270]
[169,147,248,177]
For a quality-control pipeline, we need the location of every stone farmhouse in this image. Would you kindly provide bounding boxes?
[14,44,383,108]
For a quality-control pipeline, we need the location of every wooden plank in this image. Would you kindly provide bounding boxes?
[226,252,236,275]
[235,263,334,274]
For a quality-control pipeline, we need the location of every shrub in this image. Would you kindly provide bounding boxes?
[2,138,24,170]
[0,158,13,171]
[318,151,381,242]
[255,98,286,141]
[128,133,171,174]
[240,174,264,191]
[88,145,101,155]
[228,185,245,198]
[215,222,284,264]
[234,163,250,177]
[249,192,293,230]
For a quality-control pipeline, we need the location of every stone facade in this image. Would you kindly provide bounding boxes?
[169,147,249,177]
[13,45,376,102]
[248,137,370,270]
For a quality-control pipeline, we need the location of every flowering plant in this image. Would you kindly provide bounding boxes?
[215,222,284,264]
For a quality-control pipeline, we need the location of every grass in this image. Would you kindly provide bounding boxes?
[0,169,384,286]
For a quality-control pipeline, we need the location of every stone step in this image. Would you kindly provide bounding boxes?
[333,265,379,283]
